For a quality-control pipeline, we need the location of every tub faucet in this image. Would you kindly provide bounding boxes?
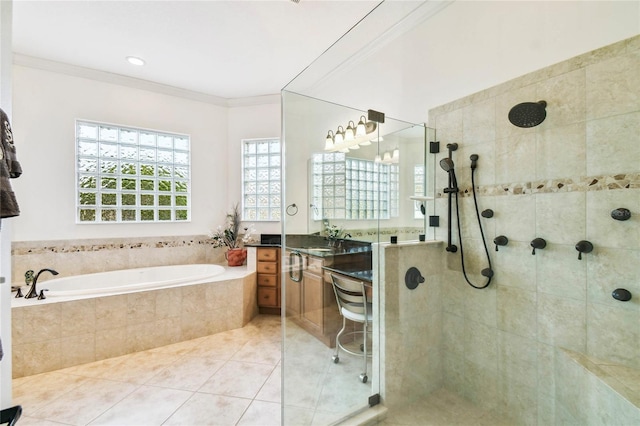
[25,268,59,299]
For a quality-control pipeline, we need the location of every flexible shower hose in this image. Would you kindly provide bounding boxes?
[453,162,493,289]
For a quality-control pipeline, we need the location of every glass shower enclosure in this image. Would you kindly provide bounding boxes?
[280,90,435,424]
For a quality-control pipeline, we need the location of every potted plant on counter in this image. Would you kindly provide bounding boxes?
[210,204,257,266]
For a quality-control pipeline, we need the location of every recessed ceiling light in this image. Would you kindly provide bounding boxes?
[126,56,145,66]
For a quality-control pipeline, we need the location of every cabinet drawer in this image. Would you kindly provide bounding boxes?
[257,248,279,262]
[257,262,278,274]
[306,256,323,273]
[258,287,278,307]
[258,274,278,287]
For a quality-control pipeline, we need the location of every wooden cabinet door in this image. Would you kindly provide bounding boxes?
[302,270,323,332]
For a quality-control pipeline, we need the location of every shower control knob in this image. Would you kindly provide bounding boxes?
[575,240,594,260]
[530,238,546,255]
[481,209,494,218]
[611,208,631,221]
[493,236,508,251]
[612,288,632,302]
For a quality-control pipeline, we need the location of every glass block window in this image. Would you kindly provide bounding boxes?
[311,152,346,220]
[414,164,425,218]
[311,154,398,220]
[76,120,190,223]
[242,138,281,221]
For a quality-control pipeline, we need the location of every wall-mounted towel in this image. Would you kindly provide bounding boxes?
[0,107,21,218]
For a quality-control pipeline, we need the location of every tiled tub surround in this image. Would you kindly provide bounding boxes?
[12,268,257,378]
[11,236,258,378]
[425,34,640,424]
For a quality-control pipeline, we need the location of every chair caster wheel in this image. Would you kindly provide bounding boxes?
[360,343,365,352]
[359,374,368,383]
[332,355,339,364]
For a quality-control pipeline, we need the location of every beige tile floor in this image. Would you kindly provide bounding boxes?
[12,314,508,426]
[13,315,283,426]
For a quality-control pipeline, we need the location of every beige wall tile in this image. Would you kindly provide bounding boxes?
[587,302,640,368]
[95,327,129,360]
[464,321,497,370]
[587,247,640,311]
[95,294,127,330]
[537,293,586,352]
[19,303,62,344]
[13,340,62,377]
[535,192,586,245]
[155,287,183,319]
[493,241,537,290]
[60,299,96,337]
[536,123,586,180]
[495,133,537,184]
[536,243,587,300]
[536,68,586,129]
[586,111,640,176]
[586,50,640,120]
[462,98,496,145]
[497,286,537,339]
[586,188,640,250]
[126,291,157,323]
[59,333,95,368]
[493,195,537,243]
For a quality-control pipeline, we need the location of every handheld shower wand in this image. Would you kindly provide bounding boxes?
[439,158,458,190]
[441,144,458,253]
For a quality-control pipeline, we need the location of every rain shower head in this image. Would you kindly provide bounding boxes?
[508,100,547,128]
[439,158,455,172]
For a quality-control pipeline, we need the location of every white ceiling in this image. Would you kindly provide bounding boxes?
[12,0,379,100]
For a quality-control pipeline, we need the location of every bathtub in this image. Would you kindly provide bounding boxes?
[44,264,226,297]
[11,263,258,378]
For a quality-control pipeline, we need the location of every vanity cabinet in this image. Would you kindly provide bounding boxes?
[257,247,280,315]
[284,250,346,347]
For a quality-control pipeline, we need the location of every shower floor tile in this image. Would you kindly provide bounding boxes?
[379,388,515,426]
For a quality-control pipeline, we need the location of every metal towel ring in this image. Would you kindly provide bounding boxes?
[286,203,298,216]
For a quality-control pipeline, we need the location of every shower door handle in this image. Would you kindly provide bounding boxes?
[289,251,303,283]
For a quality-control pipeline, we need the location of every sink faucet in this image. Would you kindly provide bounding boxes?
[24,268,58,299]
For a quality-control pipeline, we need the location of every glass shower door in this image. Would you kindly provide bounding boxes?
[281,90,431,424]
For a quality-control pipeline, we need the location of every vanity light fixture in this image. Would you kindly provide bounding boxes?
[378,148,399,164]
[325,130,335,150]
[355,116,367,137]
[126,56,146,66]
[345,121,356,141]
[324,116,379,152]
[334,126,345,145]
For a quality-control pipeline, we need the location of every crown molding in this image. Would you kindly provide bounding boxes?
[227,94,280,107]
[13,54,280,107]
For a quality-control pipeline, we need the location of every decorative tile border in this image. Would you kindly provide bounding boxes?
[12,235,214,256]
[436,173,640,198]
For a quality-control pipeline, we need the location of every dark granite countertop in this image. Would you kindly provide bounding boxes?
[248,234,372,258]
[323,266,373,283]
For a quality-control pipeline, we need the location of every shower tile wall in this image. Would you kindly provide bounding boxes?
[428,34,640,424]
